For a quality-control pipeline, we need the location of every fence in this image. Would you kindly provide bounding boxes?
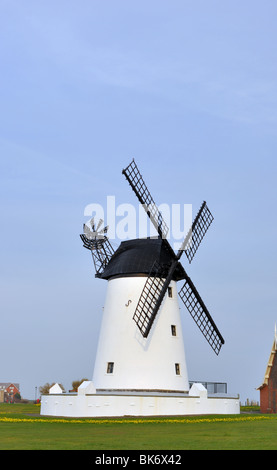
[189,381,227,394]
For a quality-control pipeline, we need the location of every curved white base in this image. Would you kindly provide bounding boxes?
[40,382,240,417]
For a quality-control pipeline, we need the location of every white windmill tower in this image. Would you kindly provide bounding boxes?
[41,159,241,418]
[80,159,225,395]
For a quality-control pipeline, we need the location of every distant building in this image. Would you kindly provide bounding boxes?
[0,383,20,403]
[257,327,277,413]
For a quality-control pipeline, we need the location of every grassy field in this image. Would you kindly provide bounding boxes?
[1,403,277,450]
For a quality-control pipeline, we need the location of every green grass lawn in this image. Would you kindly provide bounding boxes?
[1,403,277,450]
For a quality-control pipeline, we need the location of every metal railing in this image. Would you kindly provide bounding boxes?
[189,381,227,394]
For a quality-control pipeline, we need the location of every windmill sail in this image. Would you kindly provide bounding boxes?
[133,250,185,338]
[122,159,169,240]
[178,276,224,355]
[122,159,223,354]
[133,261,168,337]
[183,201,214,263]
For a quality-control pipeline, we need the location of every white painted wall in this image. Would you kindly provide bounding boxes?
[92,277,189,392]
[41,386,240,417]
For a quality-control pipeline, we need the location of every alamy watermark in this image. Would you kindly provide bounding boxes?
[84,196,192,251]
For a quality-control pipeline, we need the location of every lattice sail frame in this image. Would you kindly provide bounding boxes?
[178,277,224,355]
[183,201,214,264]
[122,159,169,240]
[132,261,167,338]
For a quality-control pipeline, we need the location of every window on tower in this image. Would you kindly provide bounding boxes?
[175,363,180,375]
[168,287,173,298]
[171,325,177,336]
[107,362,114,374]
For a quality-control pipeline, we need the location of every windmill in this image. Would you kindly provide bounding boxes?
[80,159,224,393]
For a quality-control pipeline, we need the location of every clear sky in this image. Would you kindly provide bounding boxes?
[1,0,277,403]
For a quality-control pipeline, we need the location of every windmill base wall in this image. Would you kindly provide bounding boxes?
[41,382,240,417]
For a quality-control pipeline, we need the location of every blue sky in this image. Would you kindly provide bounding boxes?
[1,0,277,402]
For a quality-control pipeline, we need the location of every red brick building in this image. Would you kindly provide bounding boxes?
[0,383,20,403]
[258,328,277,413]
